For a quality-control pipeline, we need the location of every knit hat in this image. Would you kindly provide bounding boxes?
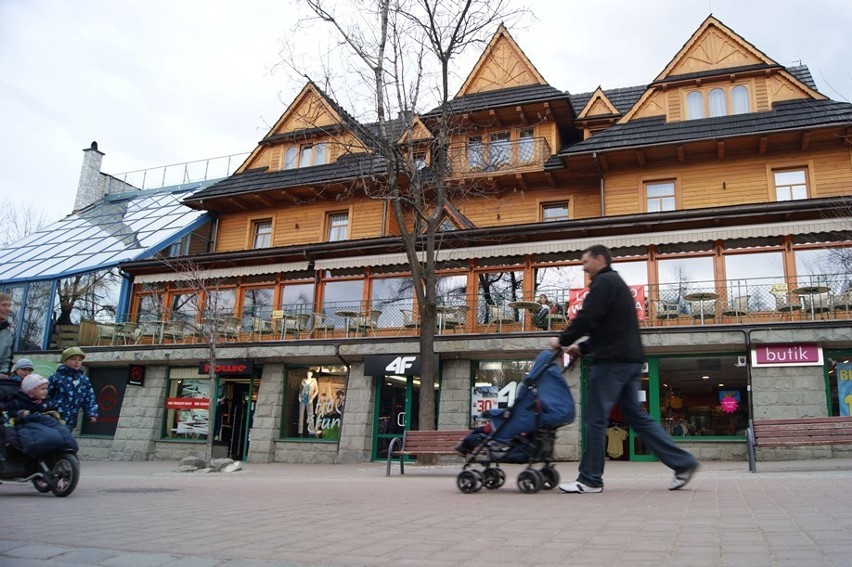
[11,358,34,372]
[61,346,86,362]
[21,374,48,394]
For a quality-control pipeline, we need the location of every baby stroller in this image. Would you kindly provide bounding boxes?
[457,348,575,494]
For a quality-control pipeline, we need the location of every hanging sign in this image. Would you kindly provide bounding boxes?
[128,365,146,386]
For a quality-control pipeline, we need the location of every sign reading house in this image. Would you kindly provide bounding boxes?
[198,359,254,376]
[751,344,823,367]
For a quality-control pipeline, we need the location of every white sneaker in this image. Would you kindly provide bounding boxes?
[559,480,603,494]
[669,463,699,490]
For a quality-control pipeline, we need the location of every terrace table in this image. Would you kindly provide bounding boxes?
[507,300,544,331]
[683,291,718,325]
[791,285,831,320]
[335,310,362,337]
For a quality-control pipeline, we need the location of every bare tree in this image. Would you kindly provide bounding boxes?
[292,0,525,432]
[0,198,49,248]
[157,256,238,465]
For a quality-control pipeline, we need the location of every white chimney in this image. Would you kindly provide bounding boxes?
[74,141,106,212]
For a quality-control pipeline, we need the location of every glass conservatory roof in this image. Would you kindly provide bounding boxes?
[0,182,214,284]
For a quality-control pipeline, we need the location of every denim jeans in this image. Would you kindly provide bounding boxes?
[577,362,698,488]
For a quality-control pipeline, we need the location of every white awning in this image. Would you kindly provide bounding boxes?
[310,217,848,269]
[133,261,310,284]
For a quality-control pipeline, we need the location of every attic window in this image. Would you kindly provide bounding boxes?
[685,85,750,120]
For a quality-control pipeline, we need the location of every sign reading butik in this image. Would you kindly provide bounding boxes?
[751,343,823,367]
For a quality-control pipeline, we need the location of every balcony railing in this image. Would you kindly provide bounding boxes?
[80,273,852,347]
[446,137,551,178]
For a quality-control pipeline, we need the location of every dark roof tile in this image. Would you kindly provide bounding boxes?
[422,84,570,118]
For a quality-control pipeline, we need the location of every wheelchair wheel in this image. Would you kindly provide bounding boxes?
[517,469,543,494]
[457,470,482,494]
[539,466,560,490]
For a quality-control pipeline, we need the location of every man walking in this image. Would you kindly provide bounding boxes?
[552,245,699,493]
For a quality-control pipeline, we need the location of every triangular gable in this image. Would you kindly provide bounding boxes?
[456,24,547,97]
[577,87,620,120]
[620,15,824,124]
[397,116,433,145]
[237,83,355,173]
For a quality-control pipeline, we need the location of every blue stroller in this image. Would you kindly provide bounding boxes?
[457,348,575,493]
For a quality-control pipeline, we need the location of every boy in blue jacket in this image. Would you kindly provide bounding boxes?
[48,347,98,431]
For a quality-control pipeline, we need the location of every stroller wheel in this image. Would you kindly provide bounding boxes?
[457,470,483,494]
[517,469,543,494]
[32,478,51,493]
[539,466,560,490]
[482,467,505,490]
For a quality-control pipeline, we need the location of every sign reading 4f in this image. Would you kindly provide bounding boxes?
[386,356,417,374]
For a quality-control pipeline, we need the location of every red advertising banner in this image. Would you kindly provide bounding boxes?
[567,285,646,321]
[165,398,210,410]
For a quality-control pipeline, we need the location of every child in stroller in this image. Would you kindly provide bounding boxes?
[456,348,576,494]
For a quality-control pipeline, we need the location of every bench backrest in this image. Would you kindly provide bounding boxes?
[402,430,466,452]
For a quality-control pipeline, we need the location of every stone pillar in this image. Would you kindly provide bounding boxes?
[437,358,471,429]
[74,141,105,212]
[246,363,284,463]
[336,362,374,463]
[108,365,169,461]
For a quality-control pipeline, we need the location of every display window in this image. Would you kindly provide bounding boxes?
[282,365,347,439]
[471,359,534,428]
[826,352,852,416]
[657,355,748,437]
[164,367,211,440]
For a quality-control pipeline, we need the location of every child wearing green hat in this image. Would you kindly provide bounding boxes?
[48,347,98,431]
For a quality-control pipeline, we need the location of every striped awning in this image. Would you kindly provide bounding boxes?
[133,261,310,284]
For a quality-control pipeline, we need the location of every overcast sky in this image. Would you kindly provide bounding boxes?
[1,0,850,225]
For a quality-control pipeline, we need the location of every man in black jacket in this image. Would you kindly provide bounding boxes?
[552,245,699,493]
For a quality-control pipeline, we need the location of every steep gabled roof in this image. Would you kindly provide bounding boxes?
[576,87,621,120]
[559,99,852,156]
[422,83,569,119]
[185,154,387,204]
[456,24,548,97]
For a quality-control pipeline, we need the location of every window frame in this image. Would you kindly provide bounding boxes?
[326,210,350,242]
[252,219,273,249]
[684,82,751,120]
[771,166,809,201]
[540,200,570,222]
[643,178,678,212]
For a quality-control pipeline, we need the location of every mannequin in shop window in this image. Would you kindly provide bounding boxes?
[298,373,319,437]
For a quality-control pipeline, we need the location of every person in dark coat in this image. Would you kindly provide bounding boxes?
[3,374,55,417]
[551,244,699,494]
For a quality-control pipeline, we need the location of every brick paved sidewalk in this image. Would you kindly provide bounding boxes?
[1,458,851,566]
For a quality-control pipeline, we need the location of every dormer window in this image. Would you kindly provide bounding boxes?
[685,84,750,120]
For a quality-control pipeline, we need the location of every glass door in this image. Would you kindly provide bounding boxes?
[373,375,420,460]
[217,377,259,461]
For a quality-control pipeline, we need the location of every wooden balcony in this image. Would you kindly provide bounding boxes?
[446,137,551,179]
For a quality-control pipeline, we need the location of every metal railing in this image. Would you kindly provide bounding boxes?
[111,152,250,190]
[89,274,852,346]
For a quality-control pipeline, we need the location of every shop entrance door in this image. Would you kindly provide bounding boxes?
[216,378,259,461]
[373,375,420,460]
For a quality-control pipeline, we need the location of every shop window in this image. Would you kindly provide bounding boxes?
[827,356,852,416]
[164,368,211,440]
[471,359,534,428]
[327,212,349,242]
[282,366,347,439]
[645,180,676,212]
[252,219,272,249]
[774,168,808,201]
[658,356,748,437]
[541,202,569,222]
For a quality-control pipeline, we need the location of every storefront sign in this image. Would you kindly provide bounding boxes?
[567,285,646,321]
[82,367,129,436]
[751,343,823,367]
[166,397,210,410]
[837,362,852,417]
[197,359,254,376]
[128,365,145,386]
[364,354,439,376]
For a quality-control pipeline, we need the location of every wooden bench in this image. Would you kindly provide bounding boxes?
[747,417,852,472]
[386,430,468,476]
